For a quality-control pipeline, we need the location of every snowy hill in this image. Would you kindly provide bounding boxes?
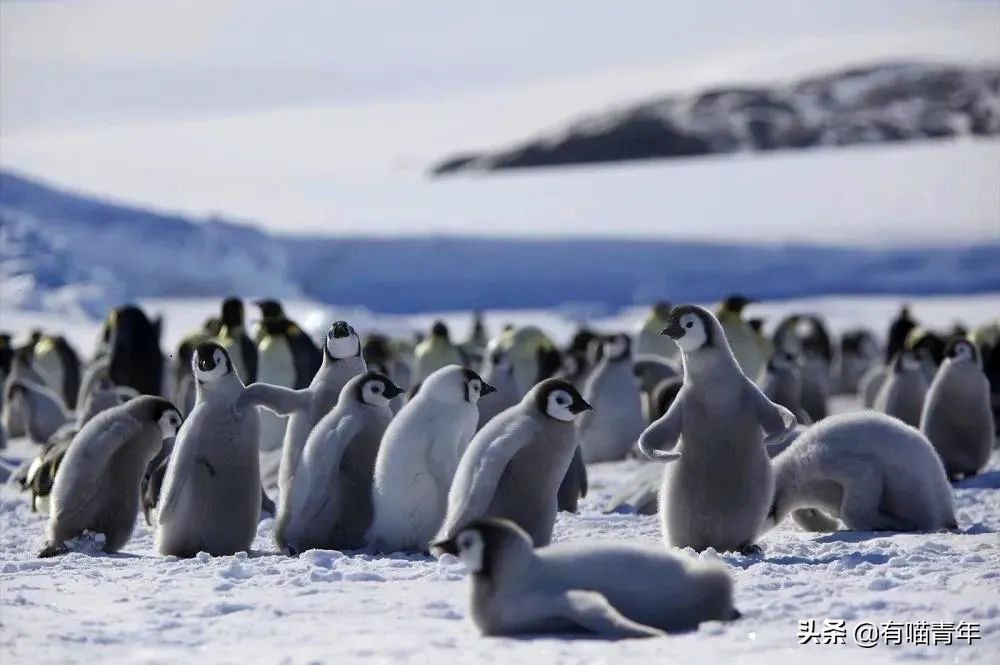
[2,171,998,317]
[433,62,1000,174]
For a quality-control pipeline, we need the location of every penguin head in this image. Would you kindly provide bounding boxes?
[325,321,361,360]
[945,338,978,365]
[431,518,532,577]
[154,402,184,440]
[431,320,450,341]
[721,294,755,315]
[651,300,672,320]
[192,342,234,384]
[220,298,244,328]
[662,305,714,353]
[353,371,404,407]
[603,333,631,361]
[533,378,592,422]
[254,299,284,319]
[418,365,495,405]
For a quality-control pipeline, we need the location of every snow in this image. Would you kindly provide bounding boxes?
[1,295,999,663]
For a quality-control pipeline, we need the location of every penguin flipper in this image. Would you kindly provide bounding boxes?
[37,541,69,558]
[237,384,311,417]
[750,383,797,435]
[519,590,664,639]
[637,392,683,461]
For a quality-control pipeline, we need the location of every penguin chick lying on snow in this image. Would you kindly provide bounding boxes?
[765,412,957,533]
[433,518,738,638]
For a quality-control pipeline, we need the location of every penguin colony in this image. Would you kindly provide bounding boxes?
[2,296,996,639]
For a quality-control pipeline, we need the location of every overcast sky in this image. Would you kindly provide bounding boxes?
[1,0,998,242]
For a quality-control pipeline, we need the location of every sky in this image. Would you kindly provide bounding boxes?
[1,0,999,242]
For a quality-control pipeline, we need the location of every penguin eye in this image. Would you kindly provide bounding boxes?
[371,384,382,394]
[555,393,568,406]
[685,321,694,329]
[471,382,480,392]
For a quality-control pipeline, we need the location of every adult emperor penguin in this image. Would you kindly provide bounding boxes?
[715,294,765,381]
[639,305,796,554]
[254,300,322,457]
[276,372,403,553]
[156,343,306,557]
[920,338,995,479]
[476,342,520,430]
[635,301,679,360]
[432,518,738,638]
[273,322,367,508]
[874,349,928,428]
[576,334,644,463]
[759,351,812,425]
[436,379,591,548]
[368,365,494,553]
[413,321,465,385]
[886,305,917,364]
[32,335,82,410]
[6,379,72,444]
[502,326,562,398]
[215,297,257,384]
[38,396,182,557]
[106,305,164,396]
[765,412,957,532]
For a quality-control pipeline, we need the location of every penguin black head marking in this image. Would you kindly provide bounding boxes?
[193,342,233,382]
[748,318,765,334]
[721,294,755,314]
[255,299,285,319]
[431,518,529,578]
[462,368,495,404]
[603,334,631,362]
[945,337,978,364]
[149,398,184,439]
[355,371,404,406]
[220,298,245,328]
[431,321,450,340]
[652,301,672,318]
[534,378,591,422]
[662,305,714,352]
[325,321,361,360]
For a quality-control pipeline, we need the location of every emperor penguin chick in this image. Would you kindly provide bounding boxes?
[273,322,367,520]
[436,379,591,548]
[433,518,738,638]
[576,334,644,463]
[368,365,494,553]
[766,412,956,532]
[477,343,520,430]
[6,379,72,444]
[639,305,796,554]
[875,350,928,427]
[157,343,308,557]
[920,338,995,479]
[759,351,811,425]
[277,372,402,553]
[39,396,182,557]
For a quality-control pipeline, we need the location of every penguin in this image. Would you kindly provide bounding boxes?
[254,300,322,458]
[886,305,917,364]
[436,379,592,548]
[906,327,947,383]
[633,355,681,425]
[32,335,82,410]
[560,328,600,390]
[835,329,879,395]
[765,412,957,532]
[859,363,889,409]
[555,445,588,514]
[215,297,257,384]
[156,343,307,557]
[276,372,403,553]
[477,342,520,430]
[576,334,644,463]
[920,338,995,479]
[759,351,811,425]
[650,377,683,422]
[874,349,928,428]
[715,294,765,380]
[502,326,562,397]
[37,396,183,557]
[970,320,1000,435]
[6,379,72,444]
[413,321,465,385]
[272,321,367,539]
[1,346,48,439]
[635,301,679,360]
[638,305,796,554]
[432,518,738,638]
[368,365,494,553]
[106,305,164,396]
[170,318,221,415]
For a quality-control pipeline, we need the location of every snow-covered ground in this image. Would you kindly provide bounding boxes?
[1,295,998,664]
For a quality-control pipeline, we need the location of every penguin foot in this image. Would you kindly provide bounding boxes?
[737,544,763,557]
[37,541,69,558]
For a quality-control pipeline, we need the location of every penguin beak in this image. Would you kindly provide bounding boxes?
[330,321,350,339]
[480,382,497,396]
[569,397,593,414]
[382,381,405,400]
[661,322,684,340]
[430,537,458,556]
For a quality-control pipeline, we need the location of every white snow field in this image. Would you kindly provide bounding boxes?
[1,294,999,664]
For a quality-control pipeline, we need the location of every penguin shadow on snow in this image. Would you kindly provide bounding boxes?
[953,468,1000,490]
